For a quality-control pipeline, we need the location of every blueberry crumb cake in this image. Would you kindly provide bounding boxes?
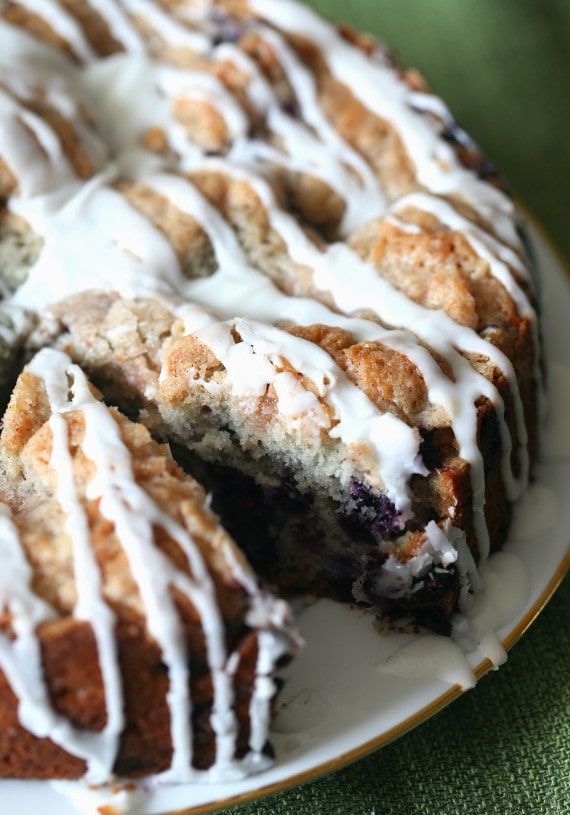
[0,0,542,785]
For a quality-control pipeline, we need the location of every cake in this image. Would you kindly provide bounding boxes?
[0,0,541,786]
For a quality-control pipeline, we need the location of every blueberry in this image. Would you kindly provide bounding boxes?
[209,9,247,45]
[339,478,401,541]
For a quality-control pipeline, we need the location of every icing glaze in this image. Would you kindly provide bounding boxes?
[14,0,97,61]
[508,483,558,542]
[377,549,531,689]
[376,634,477,690]
[249,0,520,248]
[452,550,531,667]
[0,0,542,786]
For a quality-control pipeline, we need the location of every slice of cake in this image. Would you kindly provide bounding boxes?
[0,347,297,781]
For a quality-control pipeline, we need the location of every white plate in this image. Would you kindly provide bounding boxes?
[2,221,569,815]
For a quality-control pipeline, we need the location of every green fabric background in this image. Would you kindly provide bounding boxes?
[220,2,570,814]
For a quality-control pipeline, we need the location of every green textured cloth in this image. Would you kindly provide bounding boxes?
[220,2,570,814]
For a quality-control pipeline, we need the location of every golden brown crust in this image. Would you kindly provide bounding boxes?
[3,1,76,57]
[288,323,431,425]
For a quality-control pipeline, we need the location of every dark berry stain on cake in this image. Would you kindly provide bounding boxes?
[339,478,401,540]
[445,124,507,188]
[209,9,247,45]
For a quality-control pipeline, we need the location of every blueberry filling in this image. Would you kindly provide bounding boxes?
[440,120,506,187]
[208,10,247,45]
[169,446,459,629]
[279,99,302,119]
[362,556,458,635]
[339,478,401,541]
[440,118,477,151]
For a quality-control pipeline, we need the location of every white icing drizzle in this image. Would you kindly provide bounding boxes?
[388,192,543,455]
[193,159,528,554]
[234,24,387,235]
[121,0,210,52]
[248,0,520,248]
[27,351,124,783]
[217,38,530,523]
[0,499,123,781]
[183,307,425,508]
[87,0,146,53]
[13,0,96,61]
[0,348,293,782]
[452,550,530,665]
[407,89,453,123]
[80,54,171,156]
[0,25,109,193]
[0,16,72,78]
[373,520,460,600]
[378,549,531,689]
[0,3,531,549]
[0,506,59,732]
[4,1,386,235]
[148,172,425,504]
[377,633,477,690]
[174,0,212,23]
[156,65,250,140]
[389,191,531,301]
[1,14,528,552]
[0,0,545,788]
[11,180,185,309]
[0,87,76,196]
